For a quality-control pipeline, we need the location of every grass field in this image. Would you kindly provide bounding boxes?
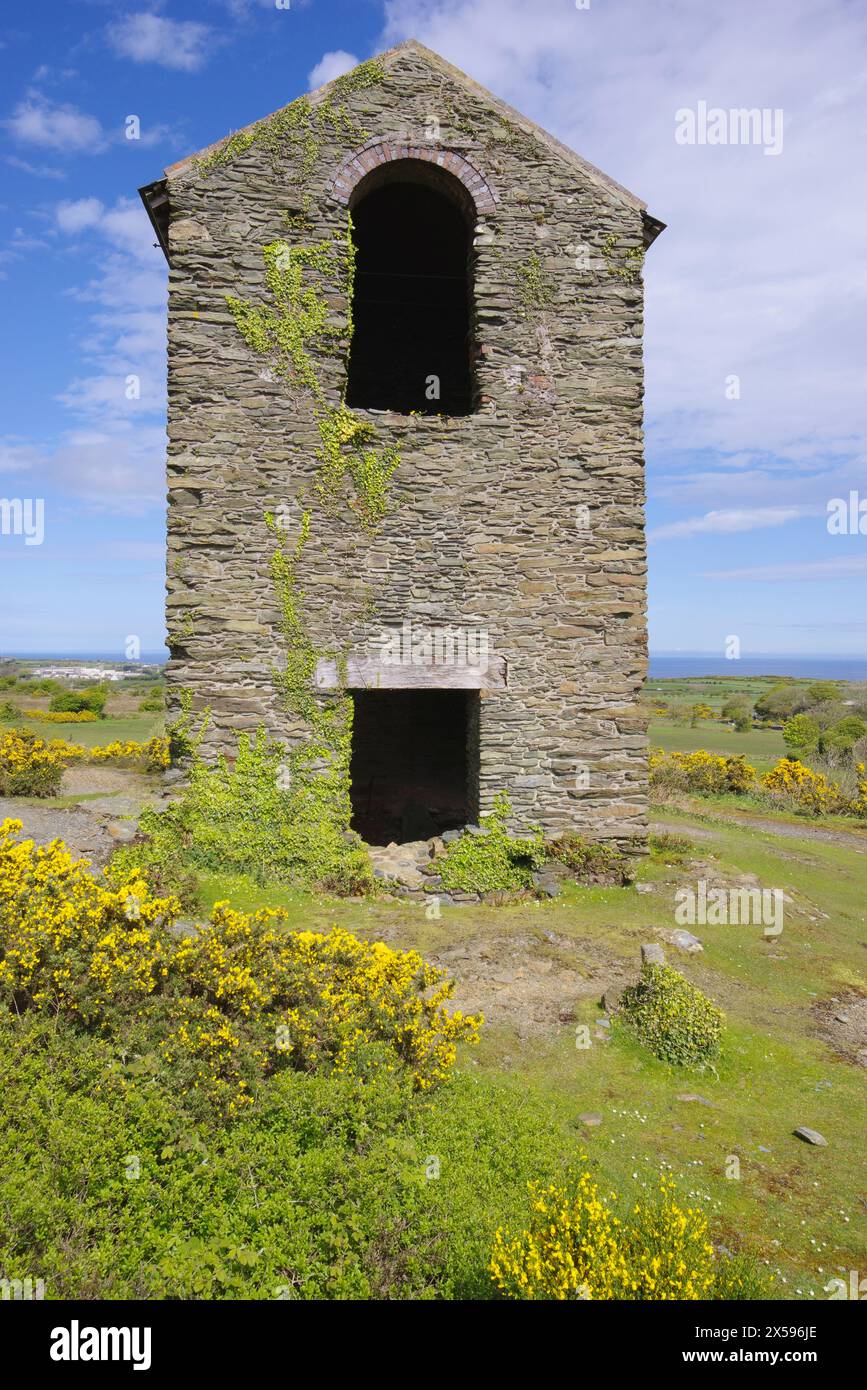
[190,800,867,1300]
[648,718,787,772]
[645,674,864,712]
[1,713,160,746]
[51,715,161,747]
[186,693,866,1297]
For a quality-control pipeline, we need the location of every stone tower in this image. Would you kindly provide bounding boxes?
[141,40,663,850]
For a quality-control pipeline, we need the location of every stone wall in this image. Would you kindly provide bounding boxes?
[160,42,651,848]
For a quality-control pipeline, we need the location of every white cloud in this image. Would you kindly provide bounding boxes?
[706,555,867,582]
[56,197,104,234]
[308,51,359,88]
[649,506,816,542]
[0,428,166,513]
[4,153,66,180]
[6,93,104,152]
[106,13,215,73]
[0,195,171,513]
[379,0,867,474]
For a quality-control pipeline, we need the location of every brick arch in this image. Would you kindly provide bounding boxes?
[329,139,498,215]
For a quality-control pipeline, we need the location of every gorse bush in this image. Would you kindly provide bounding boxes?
[0,731,169,798]
[649,745,865,819]
[23,708,100,723]
[0,728,64,797]
[0,818,480,1116]
[618,962,724,1069]
[438,793,545,895]
[760,758,849,816]
[490,1173,756,1301]
[649,748,756,796]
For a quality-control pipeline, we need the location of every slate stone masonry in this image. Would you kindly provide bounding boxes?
[149,41,661,851]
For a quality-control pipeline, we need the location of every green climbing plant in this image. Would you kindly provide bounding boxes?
[600,233,644,284]
[195,59,387,180]
[227,224,399,532]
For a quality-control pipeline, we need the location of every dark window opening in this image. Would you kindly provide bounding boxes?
[346,169,475,416]
[349,690,479,845]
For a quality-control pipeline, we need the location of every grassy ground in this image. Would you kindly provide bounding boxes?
[52,715,161,747]
[2,714,160,746]
[191,803,867,1300]
[5,676,864,1299]
[165,698,867,1297]
[648,718,786,772]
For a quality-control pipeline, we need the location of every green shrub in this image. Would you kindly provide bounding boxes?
[50,685,107,717]
[0,700,18,722]
[783,713,820,753]
[648,831,695,865]
[108,809,202,911]
[818,716,867,764]
[438,794,545,894]
[754,682,800,721]
[544,833,632,886]
[0,1010,580,1300]
[124,729,374,896]
[618,962,724,1068]
[721,699,752,732]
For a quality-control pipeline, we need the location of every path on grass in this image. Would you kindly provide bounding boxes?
[653,810,867,853]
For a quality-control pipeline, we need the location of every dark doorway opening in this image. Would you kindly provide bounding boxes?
[346,169,475,415]
[349,689,478,845]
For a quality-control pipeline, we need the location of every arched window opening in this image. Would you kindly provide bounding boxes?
[346,164,475,415]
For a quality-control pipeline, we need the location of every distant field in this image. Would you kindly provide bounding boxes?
[3,715,161,747]
[648,718,786,772]
[645,675,809,713]
[58,715,162,747]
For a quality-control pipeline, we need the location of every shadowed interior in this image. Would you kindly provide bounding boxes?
[349,689,478,844]
[346,171,474,415]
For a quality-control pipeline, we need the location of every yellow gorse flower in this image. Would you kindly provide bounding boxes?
[490,1172,717,1301]
[0,819,480,1115]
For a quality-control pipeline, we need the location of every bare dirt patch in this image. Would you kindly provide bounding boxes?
[423,931,630,1035]
[0,799,117,867]
[813,991,867,1068]
[0,768,158,868]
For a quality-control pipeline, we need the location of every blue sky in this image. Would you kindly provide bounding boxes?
[1,0,865,658]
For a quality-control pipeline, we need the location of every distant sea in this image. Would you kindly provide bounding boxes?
[5,650,867,682]
[649,654,867,682]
